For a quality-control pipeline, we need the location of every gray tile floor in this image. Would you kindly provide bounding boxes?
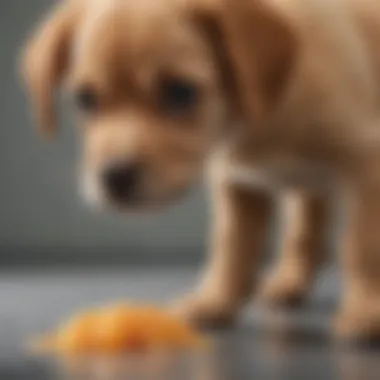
[0,269,379,380]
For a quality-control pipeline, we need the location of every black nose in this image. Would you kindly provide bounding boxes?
[102,162,141,202]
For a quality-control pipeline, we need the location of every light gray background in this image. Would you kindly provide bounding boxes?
[0,0,211,266]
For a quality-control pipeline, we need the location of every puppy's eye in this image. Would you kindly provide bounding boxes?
[75,87,98,113]
[159,78,199,115]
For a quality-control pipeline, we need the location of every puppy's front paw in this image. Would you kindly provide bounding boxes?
[258,274,308,309]
[171,295,238,329]
[335,305,380,344]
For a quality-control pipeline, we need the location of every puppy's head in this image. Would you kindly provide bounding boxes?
[22,0,298,211]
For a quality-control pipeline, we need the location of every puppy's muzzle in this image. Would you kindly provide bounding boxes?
[102,161,142,205]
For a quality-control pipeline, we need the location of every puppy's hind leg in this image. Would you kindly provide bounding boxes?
[336,182,380,342]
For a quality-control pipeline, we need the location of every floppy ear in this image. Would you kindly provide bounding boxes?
[21,3,78,139]
[192,0,299,125]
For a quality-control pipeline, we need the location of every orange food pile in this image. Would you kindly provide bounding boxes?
[31,304,207,356]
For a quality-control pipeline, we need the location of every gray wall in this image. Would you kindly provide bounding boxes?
[0,0,208,266]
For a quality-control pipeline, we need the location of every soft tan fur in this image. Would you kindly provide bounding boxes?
[22,0,380,340]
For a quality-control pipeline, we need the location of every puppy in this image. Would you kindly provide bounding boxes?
[22,0,380,341]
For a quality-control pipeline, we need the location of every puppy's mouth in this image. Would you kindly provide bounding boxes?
[81,168,191,213]
[104,185,190,213]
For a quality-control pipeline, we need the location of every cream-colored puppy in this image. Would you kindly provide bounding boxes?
[22,0,380,341]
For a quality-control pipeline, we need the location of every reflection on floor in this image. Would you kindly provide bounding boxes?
[0,269,379,380]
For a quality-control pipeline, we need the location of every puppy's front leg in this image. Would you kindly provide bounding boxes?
[175,173,274,327]
[259,192,330,308]
[336,183,380,341]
